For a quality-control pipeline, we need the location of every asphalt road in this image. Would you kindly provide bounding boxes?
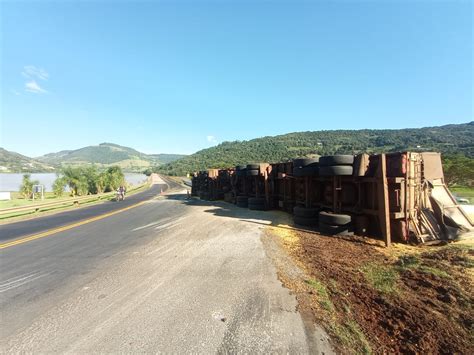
[0,180,332,353]
[0,183,167,242]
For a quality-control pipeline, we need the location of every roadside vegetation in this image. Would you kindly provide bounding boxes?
[0,166,126,213]
[267,227,473,354]
[16,166,125,199]
[1,168,151,222]
[52,166,125,197]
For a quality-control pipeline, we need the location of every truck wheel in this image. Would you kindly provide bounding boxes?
[247,169,259,176]
[319,222,354,236]
[294,206,320,218]
[236,169,247,177]
[319,211,352,226]
[319,155,354,166]
[319,165,353,176]
[249,203,266,211]
[293,158,320,168]
[294,215,318,227]
[249,197,265,205]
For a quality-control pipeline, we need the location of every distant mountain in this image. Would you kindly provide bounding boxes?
[36,143,186,172]
[0,148,55,173]
[157,122,474,176]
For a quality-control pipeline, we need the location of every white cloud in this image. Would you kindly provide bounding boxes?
[25,80,47,94]
[206,135,217,143]
[22,65,49,80]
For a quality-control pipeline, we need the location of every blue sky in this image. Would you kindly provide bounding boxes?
[1,0,472,157]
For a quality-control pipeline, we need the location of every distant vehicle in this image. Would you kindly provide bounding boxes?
[116,188,125,201]
[456,197,470,204]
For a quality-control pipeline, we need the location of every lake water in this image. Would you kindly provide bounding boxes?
[0,173,148,192]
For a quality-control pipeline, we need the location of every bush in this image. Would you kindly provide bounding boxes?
[52,176,66,197]
[20,174,39,199]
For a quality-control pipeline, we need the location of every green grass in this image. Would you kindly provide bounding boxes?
[330,320,372,355]
[360,264,399,294]
[418,266,451,279]
[305,278,372,354]
[450,187,474,203]
[0,192,76,209]
[0,182,149,221]
[396,254,452,278]
[305,278,335,312]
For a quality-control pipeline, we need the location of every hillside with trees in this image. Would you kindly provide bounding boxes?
[35,143,186,172]
[0,148,55,173]
[156,122,474,181]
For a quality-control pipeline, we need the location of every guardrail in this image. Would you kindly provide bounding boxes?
[0,182,149,218]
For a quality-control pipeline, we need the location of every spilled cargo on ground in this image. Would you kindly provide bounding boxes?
[191,152,474,246]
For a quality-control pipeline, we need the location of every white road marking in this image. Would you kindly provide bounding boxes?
[0,272,49,293]
[132,217,172,232]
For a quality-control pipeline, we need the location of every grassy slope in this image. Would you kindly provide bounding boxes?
[0,148,55,173]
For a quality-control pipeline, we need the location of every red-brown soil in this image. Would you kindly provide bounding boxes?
[270,227,473,354]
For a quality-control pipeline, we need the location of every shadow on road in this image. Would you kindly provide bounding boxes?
[163,193,326,236]
[163,193,386,247]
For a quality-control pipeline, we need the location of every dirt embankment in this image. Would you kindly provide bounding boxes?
[266,226,474,354]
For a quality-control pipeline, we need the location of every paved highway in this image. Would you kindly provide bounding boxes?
[0,178,332,353]
[0,183,168,243]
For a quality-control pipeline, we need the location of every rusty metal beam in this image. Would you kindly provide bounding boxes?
[377,154,392,247]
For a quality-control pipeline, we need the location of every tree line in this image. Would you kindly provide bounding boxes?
[20,166,125,199]
[152,122,473,187]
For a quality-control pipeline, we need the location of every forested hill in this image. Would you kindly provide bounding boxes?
[157,122,474,176]
[0,148,55,173]
[36,143,186,172]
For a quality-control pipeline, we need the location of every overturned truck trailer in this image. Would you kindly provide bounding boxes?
[191,152,473,246]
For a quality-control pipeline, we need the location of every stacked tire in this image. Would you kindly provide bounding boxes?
[248,197,266,210]
[236,196,248,208]
[235,165,247,177]
[319,211,353,236]
[293,206,319,227]
[246,164,260,176]
[293,158,320,177]
[319,155,354,176]
[199,191,210,201]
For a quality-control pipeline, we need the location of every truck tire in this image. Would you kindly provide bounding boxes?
[293,165,319,177]
[319,211,352,226]
[294,215,318,227]
[319,155,354,166]
[319,165,353,176]
[249,197,265,205]
[319,222,354,236]
[236,169,247,177]
[247,169,259,176]
[236,196,248,208]
[249,203,266,211]
[293,158,319,168]
[294,206,320,218]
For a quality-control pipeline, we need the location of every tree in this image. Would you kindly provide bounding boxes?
[102,166,125,192]
[20,174,39,199]
[61,167,89,196]
[442,155,474,187]
[58,165,125,196]
[52,176,67,197]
